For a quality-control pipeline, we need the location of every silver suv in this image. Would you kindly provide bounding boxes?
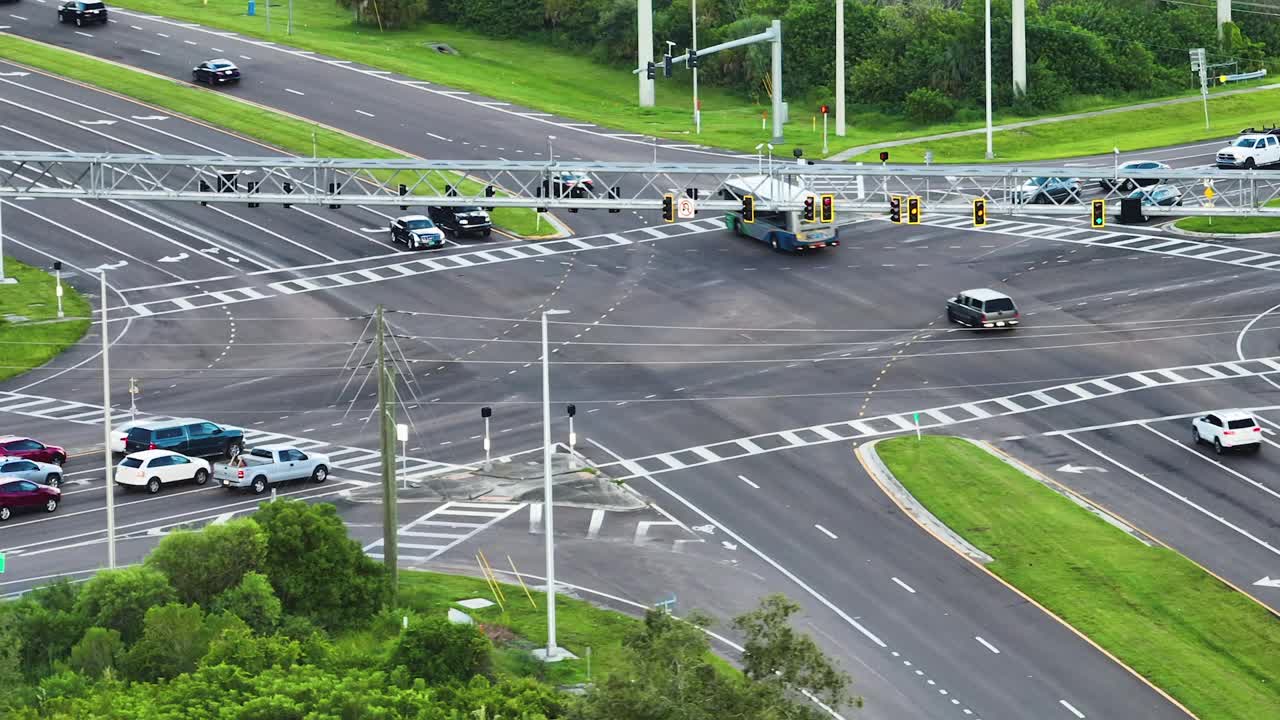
[946,289,1020,329]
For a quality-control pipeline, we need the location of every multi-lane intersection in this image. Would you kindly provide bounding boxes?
[1,10,1279,720]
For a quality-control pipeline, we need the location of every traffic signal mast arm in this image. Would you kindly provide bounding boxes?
[631,24,779,76]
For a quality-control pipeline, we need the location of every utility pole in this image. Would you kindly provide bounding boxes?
[1012,0,1026,96]
[101,271,116,570]
[691,0,700,134]
[377,305,398,600]
[638,0,655,107]
[835,0,845,137]
[984,0,994,159]
[1218,0,1232,42]
[770,19,784,145]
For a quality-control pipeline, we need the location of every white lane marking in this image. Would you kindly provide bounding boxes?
[284,88,304,95]
[1143,424,1280,503]
[815,524,838,539]
[239,54,251,60]
[74,30,93,37]
[738,474,760,489]
[8,14,29,20]
[130,24,142,29]
[426,132,450,141]
[355,109,375,117]
[589,439,888,648]
[975,636,1000,654]
[892,577,917,594]
[587,509,605,539]
[155,32,168,37]
[1062,434,1280,557]
[184,39,197,45]
[140,49,161,56]
[1059,700,1086,718]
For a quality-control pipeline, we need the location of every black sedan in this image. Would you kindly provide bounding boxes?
[58,1,108,26]
[193,59,241,86]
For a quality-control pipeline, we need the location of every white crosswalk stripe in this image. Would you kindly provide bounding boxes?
[365,500,525,562]
[595,354,1280,480]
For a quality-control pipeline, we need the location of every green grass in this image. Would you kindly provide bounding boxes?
[854,87,1280,164]
[396,569,643,685]
[95,0,1273,162]
[876,436,1280,720]
[0,260,91,382]
[1173,215,1280,234]
[0,34,545,236]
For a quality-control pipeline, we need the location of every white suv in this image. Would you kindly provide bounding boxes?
[1191,410,1262,454]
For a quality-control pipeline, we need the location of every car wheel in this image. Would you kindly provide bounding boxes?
[1214,438,1224,455]
[1142,213,1150,223]
[75,16,82,26]
[311,465,328,483]
[0,506,10,521]
[226,441,242,459]
[1192,427,1201,445]
[1251,443,1262,454]
[46,473,61,488]
[147,477,162,494]
[52,453,65,466]
[769,237,779,251]
[44,498,59,513]
[193,468,209,485]
[251,476,268,494]
[946,308,958,323]
[1245,157,1257,169]
[482,229,492,238]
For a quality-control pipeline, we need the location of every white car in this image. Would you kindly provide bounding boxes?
[115,449,211,494]
[1191,410,1262,454]
[110,422,141,454]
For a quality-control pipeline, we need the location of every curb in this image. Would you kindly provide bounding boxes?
[1158,220,1280,240]
[855,438,993,564]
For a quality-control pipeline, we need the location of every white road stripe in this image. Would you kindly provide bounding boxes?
[140,49,161,56]
[587,509,605,539]
[975,636,1000,654]
[814,524,838,539]
[738,475,760,489]
[892,577,916,594]
[355,109,375,117]
[1059,700,1086,718]
[285,88,304,95]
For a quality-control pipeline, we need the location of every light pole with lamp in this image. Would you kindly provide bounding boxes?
[53,261,64,318]
[536,308,572,662]
[480,406,493,470]
[984,0,994,160]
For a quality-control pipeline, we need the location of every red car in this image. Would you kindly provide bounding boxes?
[0,436,66,465]
[0,479,61,521]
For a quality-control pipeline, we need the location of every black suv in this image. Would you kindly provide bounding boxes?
[58,1,108,26]
[124,418,245,459]
[427,205,492,238]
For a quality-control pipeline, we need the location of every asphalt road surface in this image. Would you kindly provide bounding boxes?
[3,12,1279,720]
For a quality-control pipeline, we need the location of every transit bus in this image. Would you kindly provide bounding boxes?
[719,175,839,252]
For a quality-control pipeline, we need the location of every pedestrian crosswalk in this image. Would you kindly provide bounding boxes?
[0,390,466,479]
[121,218,727,319]
[364,501,526,563]
[924,214,1280,271]
[594,354,1280,481]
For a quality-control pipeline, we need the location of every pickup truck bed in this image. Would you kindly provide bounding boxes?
[213,445,329,494]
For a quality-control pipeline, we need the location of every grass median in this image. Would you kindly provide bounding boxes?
[99,0,1274,162]
[0,34,547,237]
[1174,198,1280,235]
[0,260,91,382]
[876,435,1280,720]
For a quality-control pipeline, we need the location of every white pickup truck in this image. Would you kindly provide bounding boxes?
[1215,129,1280,168]
[214,445,330,494]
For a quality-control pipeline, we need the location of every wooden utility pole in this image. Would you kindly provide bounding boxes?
[377,305,399,599]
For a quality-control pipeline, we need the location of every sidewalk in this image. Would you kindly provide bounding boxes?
[825,82,1280,162]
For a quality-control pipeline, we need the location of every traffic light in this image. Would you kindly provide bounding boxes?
[608,186,621,213]
[398,183,409,210]
[820,104,829,115]
[972,198,987,227]
[879,151,890,163]
[645,61,655,80]
[282,181,293,208]
[246,180,259,208]
[535,186,547,213]
[199,179,210,206]
[688,50,698,69]
[742,194,755,223]
[484,184,496,211]
[907,196,921,225]
[663,54,673,78]
[820,194,834,223]
[803,195,816,222]
[1091,198,1106,228]
[889,195,902,223]
[662,193,675,223]
[328,182,341,209]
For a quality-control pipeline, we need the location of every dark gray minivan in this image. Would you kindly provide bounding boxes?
[123,418,244,459]
[946,288,1020,329]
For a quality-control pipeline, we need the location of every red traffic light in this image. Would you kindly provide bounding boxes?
[879,151,890,162]
[820,104,829,115]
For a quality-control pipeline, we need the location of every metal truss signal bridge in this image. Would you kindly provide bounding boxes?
[2,151,1280,218]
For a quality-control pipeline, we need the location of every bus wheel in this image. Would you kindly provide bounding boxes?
[769,237,780,251]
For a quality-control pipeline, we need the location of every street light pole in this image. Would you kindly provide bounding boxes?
[691,0,700,134]
[984,0,994,160]
[835,0,845,137]
[540,308,570,661]
[547,135,555,164]
[100,270,116,570]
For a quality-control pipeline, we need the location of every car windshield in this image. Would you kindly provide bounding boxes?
[83,2,105,8]
[455,206,483,213]
[211,62,234,70]
[1029,177,1049,185]
[405,219,435,230]
[1227,418,1256,429]
[1234,138,1260,148]
[984,298,1016,312]
[250,448,274,458]
[120,457,143,468]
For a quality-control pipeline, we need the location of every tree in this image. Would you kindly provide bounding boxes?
[332,0,428,29]
[145,518,267,606]
[252,499,387,628]
[74,566,176,643]
[123,603,220,681]
[390,617,492,684]
[0,610,24,691]
[732,594,859,712]
[201,625,302,674]
[209,572,282,634]
[70,627,124,679]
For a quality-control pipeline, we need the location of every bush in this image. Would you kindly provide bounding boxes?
[202,626,302,674]
[69,627,123,679]
[209,572,282,634]
[145,518,267,606]
[903,87,955,124]
[123,604,221,681]
[75,567,175,644]
[390,618,492,684]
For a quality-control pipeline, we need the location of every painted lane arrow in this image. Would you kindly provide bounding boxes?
[0,70,29,77]
[158,252,188,263]
[88,260,127,273]
[131,115,169,121]
[1255,576,1280,589]
[79,119,117,126]
[1057,464,1107,474]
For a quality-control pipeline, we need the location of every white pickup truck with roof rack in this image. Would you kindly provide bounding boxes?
[213,445,330,494]
[1215,127,1280,169]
